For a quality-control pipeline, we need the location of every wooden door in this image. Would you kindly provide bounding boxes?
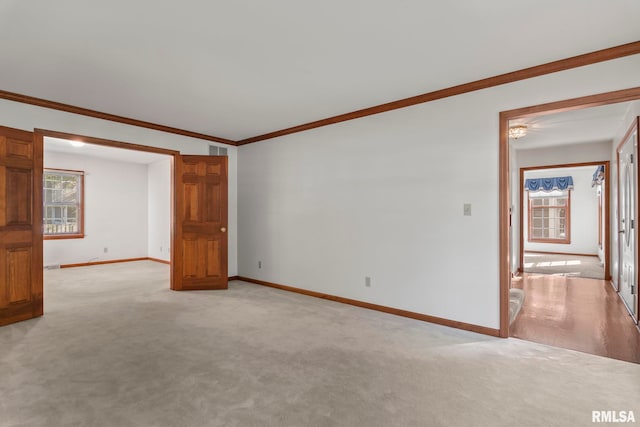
[0,126,43,326]
[617,119,639,322]
[172,155,228,290]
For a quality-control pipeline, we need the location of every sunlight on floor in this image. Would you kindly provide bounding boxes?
[524,260,582,268]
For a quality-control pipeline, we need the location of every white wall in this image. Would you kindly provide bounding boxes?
[147,158,172,261]
[516,140,613,169]
[44,151,149,266]
[0,99,238,275]
[522,166,599,255]
[238,54,640,330]
[610,100,640,288]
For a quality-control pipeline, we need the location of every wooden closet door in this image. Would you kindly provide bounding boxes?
[0,126,43,326]
[172,155,228,290]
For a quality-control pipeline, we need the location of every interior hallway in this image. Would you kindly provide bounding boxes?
[2,262,640,426]
[511,273,640,364]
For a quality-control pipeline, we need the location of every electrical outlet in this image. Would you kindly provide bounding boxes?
[159,246,162,252]
[365,276,371,287]
[258,261,262,269]
[464,203,472,216]
[104,247,108,253]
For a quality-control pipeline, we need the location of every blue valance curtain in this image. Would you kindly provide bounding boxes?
[591,165,605,187]
[524,176,574,192]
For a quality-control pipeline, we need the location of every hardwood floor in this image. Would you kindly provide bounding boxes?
[510,273,640,364]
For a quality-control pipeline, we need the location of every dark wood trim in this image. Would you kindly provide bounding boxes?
[147,257,171,265]
[501,96,626,339]
[605,161,611,283]
[3,43,638,148]
[499,112,510,338]
[38,129,181,156]
[43,167,85,240]
[37,129,178,289]
[237,276,500,337]
[43,234,84,240]
[44,167,85,174]
[228,275,240,281]
[238,42,640,145]
[0,90,236,146]
[519,167,525,279]
[502,87,640,121]
[60,257,148,268]
[520,161,614,171]
[170,156,175,288]
[525,250,599,257]
[615,116,639,153]
[33,131,44,318]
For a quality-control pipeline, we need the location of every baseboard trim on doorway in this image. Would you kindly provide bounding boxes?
[147,257,171,265]
[236,276,500,337]
[60,257,163,268]
[60,257,149,268]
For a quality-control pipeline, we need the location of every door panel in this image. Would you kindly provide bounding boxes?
[0,126,43,326]
[617,119,639,322]
[172,155,228,291]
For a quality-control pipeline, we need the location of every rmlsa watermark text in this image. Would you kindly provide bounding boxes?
[592,410,636,423]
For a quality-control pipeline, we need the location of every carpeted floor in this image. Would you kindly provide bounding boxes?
[523,252,604,279]
[1,261,639,426]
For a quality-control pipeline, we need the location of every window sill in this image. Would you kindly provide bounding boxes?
[44,234,85,240]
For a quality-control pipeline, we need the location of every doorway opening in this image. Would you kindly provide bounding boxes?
[499,88,640,363]
[42,134,174,268]
[519,162,609,280]
[39,129,176,299]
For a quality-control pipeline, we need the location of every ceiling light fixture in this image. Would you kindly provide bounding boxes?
[508,125,528,140]
[69,140,85,147]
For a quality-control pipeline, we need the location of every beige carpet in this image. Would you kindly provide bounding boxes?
[1,261,639,426]
[523,252,604,279]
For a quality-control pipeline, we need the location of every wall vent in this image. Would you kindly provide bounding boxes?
[209,145,228,156]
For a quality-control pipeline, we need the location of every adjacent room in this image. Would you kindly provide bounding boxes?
[521,165,605,280]
[508,101,640,364]
[43,137,172,271]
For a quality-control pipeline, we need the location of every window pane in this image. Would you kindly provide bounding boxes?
[528,193,569,242]
[43,170,83,236]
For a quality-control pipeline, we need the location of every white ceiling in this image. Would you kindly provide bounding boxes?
[1,1,639,141]
[44,137,170,164]
[510,101,633,150]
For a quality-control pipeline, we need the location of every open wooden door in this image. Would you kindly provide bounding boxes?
[0,126,43,326]
[172,155,228,290]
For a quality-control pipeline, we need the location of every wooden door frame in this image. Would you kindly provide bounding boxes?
[499,87,640,338]
[615,117,640,320]
[35,129,179,288]
[518,161,610,280]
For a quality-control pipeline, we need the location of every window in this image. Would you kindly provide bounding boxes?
[528,191,570,243]
[43,169,84,239]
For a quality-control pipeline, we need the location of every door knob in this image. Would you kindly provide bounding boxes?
[221,227,227,233]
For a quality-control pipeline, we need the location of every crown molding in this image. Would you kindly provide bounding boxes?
[1,41,638,148]
[237,41,640,145]
[0,90,237,146]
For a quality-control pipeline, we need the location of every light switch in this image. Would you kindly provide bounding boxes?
[464,203,472,216]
